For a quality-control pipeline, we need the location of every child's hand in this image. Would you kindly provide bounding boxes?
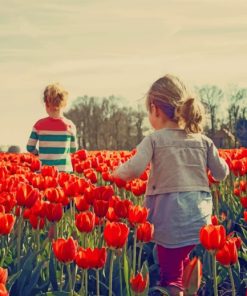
[31,149,39,156]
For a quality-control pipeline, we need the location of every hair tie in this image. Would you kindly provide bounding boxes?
[153,99,175,119]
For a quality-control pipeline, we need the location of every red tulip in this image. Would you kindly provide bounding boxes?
[104,222,129,249]
[44,188,65,203]
[44,202,63,222]
[16,183,40,208]
[199,225,226,251]
[75,211,95,233]
[244,210,247,222]
[216,238,238,266]
[106,207,120,222]
[137,222,154,243]
[211,215,218,225]
[114,199,133,219]
[0,268,8,285]
[74,195,90,212]
[0,213,15,235]
[29,214,45,230]
[76,149,88,161]
[128,205,148,225]
[0,283,8,296]
[41,165,58,178]
[93,200,109,218]
[75,247,107,269]
[112,177,126,189]
[130,272,148,294]
[52,237,78,263]
[182,257,202,296]
[240,197,247,208]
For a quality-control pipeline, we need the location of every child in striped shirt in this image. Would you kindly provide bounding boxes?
[26,83,77,172]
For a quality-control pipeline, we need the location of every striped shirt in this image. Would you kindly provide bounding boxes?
[27,116,77,172]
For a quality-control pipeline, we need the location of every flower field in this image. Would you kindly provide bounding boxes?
[0,148,246,296]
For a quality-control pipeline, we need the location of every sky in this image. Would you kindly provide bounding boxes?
[1,0,247,151]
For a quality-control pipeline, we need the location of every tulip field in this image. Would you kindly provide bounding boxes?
[0,148,247,296]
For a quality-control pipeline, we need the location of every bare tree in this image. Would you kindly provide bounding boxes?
[64,96,147,150]
[196,85,224,136]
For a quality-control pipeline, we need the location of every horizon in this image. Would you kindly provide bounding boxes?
[1,0,247,151]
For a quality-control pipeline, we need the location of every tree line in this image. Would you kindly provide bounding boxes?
[64,96,147,151]
[64,85,247,150]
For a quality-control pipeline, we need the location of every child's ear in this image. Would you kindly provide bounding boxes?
[155,106,161,117]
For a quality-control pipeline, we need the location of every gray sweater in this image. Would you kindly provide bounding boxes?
[115,128,229,195]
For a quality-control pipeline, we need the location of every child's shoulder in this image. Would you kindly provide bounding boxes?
[33,117,50,129]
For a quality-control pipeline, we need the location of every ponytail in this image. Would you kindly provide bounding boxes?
[178,98,205,133]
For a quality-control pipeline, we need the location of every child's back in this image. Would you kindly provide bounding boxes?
[26,83,77,172]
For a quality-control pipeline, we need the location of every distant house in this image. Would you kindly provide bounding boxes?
[211,128,235,148]
[236,119,247,147]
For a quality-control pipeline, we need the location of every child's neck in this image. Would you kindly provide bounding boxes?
[48,110,62,119]
[157,120,180,130]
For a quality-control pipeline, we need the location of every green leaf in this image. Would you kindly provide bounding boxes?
[49,252,59,291]
[23,260,48,296]
[123,248,131,296]
[6,270,22,291]
[17,250,37,294]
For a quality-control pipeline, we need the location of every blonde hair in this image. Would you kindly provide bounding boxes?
[146,74,205,133]
[43,83,68,110]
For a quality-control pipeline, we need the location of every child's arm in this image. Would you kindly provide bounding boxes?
[70,123,77,153]
[113,136,153,181]
[207,139,229,181]
[26,127,39,155]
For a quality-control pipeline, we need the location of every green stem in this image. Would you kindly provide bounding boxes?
[67,263,73,295]
[118,256,123,296]
[228,266,236,296]
[109,250,115,296]
[96,269,100,296]
[60,263,64,291]
[17,214,23,271]
[212,253,218,296]
[84,269,88,296]
[133,227,137,275]
[79,269,84,295]
[138,244,143,271]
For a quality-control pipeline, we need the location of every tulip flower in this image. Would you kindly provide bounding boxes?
[0,213,15,235]
[182,257,202,296]
[244,210,247,222]
[200,224,227,296]
[75,211,95,233]
[216,238,239,266]
[93,200,109,218]
[44,202,63,222]
[41,165,58,178]
[52,237,78,263]
[74,195,90,212]
[75,247,107,269]
[199,224,226,251]
[114,199,132,219]
[106,207,120,222]
[104,222,129,249]
[137,221,154,243]
[0,268,8,285]
[44,187,65,203]
[130,272,148,294]
[29,214,45,230]
[16,183,40,208]
[128,205,148,225]
[216,237,241,296]
[0,283,8,296]
[211,215,218,225]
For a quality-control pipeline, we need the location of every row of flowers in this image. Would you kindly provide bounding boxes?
[0,147,246,295]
